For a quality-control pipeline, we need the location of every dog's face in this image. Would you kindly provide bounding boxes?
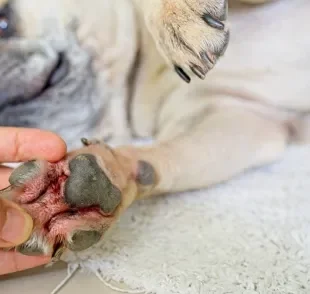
[0,0,105,149]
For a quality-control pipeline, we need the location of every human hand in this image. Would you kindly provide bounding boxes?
[0,127,67,275]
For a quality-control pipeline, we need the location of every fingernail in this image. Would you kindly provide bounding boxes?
[1,208,33,244]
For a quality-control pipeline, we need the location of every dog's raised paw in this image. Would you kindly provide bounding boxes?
[2,144,145,260]
[146,0,229,82]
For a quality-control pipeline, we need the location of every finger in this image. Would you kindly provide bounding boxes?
[0,127,67,163]
[0,166,12,189]
[0,198,33,248]
[0,250,50,275]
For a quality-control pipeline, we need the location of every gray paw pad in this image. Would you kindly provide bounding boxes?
[16,242,45,256]
[68,230,102,252]
[9,160,41,187]
[64,154,121,214]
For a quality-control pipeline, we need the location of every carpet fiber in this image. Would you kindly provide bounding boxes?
[64,144,310,294]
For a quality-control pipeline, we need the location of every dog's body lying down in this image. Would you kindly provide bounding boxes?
[1,0,310,258]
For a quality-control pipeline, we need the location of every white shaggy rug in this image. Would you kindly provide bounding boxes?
[62,144,310,294]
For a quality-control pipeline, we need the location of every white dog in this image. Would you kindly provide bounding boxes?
[0,0,309,260]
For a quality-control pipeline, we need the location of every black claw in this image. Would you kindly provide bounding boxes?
[174,65,191,83]
[81,138,90,146]
[202,14,224,30]
[190,64,206,80]
[81,138,101,146]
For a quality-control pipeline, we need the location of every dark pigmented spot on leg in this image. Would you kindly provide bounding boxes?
[136,160,156,186]
[64,154,121,214]
[9,160,41,187]
[68,230,102,252]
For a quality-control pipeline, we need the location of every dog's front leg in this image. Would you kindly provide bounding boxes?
[118,106,289,196]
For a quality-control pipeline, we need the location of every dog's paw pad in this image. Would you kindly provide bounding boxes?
[65,154,121,214]
[5,153,124,258]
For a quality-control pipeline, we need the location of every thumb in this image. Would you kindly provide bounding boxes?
[0,198,33,248]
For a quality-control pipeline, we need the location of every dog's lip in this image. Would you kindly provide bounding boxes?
[46,52,70,87]
[2,53,70,109]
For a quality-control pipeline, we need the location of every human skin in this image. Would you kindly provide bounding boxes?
[0,127,67,275]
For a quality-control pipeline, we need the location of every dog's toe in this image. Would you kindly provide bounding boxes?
[65,154,121,214]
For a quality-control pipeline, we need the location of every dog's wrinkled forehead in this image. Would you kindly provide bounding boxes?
[0,0,106,150]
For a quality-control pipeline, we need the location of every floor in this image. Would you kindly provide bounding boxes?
[0,262,134,294]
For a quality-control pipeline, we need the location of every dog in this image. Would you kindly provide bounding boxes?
[0,0,309,260]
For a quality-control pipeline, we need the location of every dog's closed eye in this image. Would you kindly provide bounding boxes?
[0,3,14,38]
[0,16,8,31]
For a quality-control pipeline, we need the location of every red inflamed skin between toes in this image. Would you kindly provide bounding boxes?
[2,141,157,260]
[0,127,67,275]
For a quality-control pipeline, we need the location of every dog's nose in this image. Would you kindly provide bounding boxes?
[46,52,70,87]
